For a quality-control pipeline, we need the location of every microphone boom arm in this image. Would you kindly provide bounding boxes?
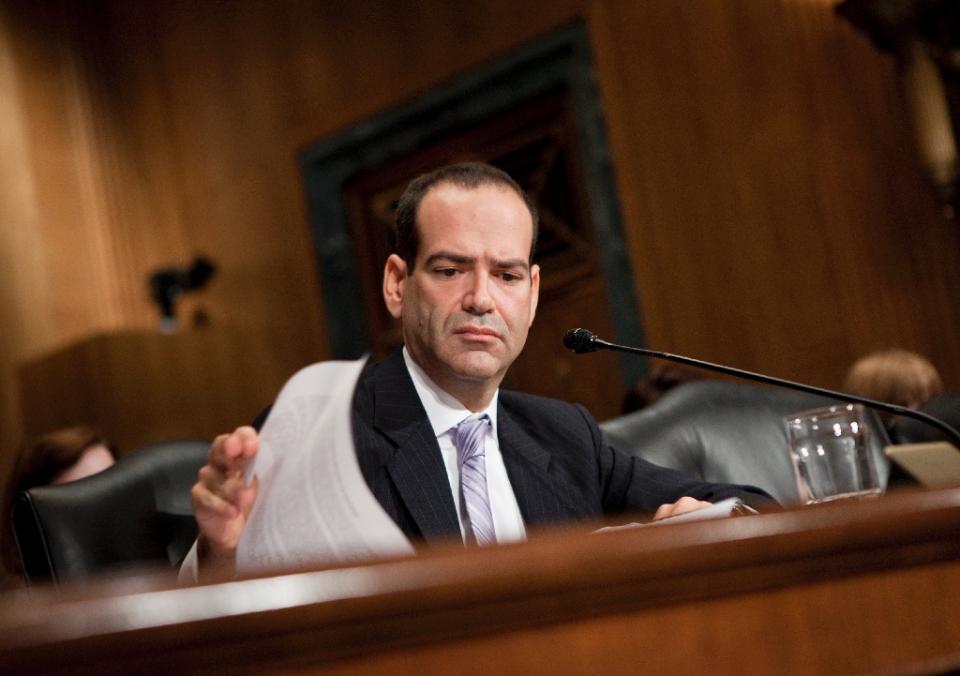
[573,330,960,448]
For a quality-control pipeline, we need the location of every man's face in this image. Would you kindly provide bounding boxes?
[383,182,540,404]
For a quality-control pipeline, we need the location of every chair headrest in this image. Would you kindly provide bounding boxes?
[12,439,209,587]
[600,380,890,504]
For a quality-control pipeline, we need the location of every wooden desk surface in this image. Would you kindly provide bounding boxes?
[2,488,959,674]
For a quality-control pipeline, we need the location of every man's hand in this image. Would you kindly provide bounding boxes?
[190,426,260,579]
[652,496,712,521]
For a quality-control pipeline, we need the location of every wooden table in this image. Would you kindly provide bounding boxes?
[1,487,959,674]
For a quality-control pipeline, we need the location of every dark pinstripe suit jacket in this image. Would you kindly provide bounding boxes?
[351,350,773,546]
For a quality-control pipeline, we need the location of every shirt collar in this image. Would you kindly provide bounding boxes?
[402,346,499,437]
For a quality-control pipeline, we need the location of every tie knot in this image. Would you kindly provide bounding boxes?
[455,414,490,465]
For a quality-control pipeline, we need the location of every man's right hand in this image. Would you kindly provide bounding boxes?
[190,426,260,579]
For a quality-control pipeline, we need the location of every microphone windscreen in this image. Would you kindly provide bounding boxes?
[563,328,597,353]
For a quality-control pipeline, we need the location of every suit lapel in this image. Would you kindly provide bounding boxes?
[371,351,462,545]
[497,403,582,526]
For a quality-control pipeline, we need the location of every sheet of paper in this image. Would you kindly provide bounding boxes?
[236,357,414,574]
[592,497,755,534]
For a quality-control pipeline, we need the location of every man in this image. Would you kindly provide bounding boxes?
[190,163,772,579]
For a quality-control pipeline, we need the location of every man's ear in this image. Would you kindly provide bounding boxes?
[527,263,540,327]
[383,254,408,319]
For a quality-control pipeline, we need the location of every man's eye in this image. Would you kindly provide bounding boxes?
[435,268,459,278]
[498,271,523,283]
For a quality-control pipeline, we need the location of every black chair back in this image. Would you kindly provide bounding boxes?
[600,380,891,504]
[891,392,960,445]
[12,439,207,587]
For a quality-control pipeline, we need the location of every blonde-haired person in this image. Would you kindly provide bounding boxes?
[844,349,943,421]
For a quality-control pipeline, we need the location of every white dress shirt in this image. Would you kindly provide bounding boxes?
[402,348,527,545]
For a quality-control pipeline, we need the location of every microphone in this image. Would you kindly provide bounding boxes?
[563,328,960,448]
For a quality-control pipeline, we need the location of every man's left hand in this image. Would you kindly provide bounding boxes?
[653,496,712,521]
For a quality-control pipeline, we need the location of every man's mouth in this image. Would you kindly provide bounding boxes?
[454,326,500,340]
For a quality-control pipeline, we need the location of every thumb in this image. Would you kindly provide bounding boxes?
[239,475,259,520]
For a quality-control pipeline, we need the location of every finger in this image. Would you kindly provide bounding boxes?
[191,482,240,520]
[206,434,231,470]
[197,463,227,492]
[197,463,252,508]
[653,497,711,520]
[217,475,253,505]
[235,426,259,459]
[209,427,259,475]
[238,475,259,519]
[671,497,711,515]
[653,502,675,520]
[224,426,259,471]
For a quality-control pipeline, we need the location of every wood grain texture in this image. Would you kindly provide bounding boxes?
[0,487,958,674]
[17,328,308,454]
[1,0,957,536]
[590,0,960,389]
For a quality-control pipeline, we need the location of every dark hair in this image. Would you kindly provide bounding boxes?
[9,426,113,492]
[393,162,539,270]
[2,426,115,580]
[621,364,703,414]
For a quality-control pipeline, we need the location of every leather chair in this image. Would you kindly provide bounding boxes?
[890,392,960,445]
[12,439,208,587]
[599,380,891,505]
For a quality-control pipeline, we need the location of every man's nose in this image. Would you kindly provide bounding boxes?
[463,272,494,314]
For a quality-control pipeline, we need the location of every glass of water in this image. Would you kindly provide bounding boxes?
[785,403,882,504]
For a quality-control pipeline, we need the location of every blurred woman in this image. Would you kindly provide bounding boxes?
[2,426,116,585]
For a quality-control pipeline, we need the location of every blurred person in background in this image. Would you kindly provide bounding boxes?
[621,363,704,415]
[844,349,943,421]
[844,348,945,451]
[1,426,116,587]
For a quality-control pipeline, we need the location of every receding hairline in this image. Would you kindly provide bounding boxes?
[420,177,533,209]
[393,162,540,270]
[414,181,536,259]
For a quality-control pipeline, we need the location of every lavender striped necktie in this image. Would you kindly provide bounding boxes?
[454,414,496,546]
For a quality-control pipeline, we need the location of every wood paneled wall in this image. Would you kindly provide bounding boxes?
[0,1,127,476]
[593,0,960,388]
[0,0,956,479]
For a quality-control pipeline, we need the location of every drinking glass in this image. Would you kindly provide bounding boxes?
[784,403,882,504]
